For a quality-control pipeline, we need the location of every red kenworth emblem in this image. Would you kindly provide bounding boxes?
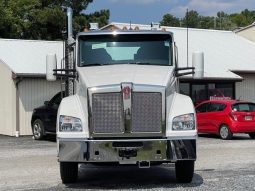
[123,86,131,99]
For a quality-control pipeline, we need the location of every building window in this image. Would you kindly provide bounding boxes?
[191,84,207,105]
[215,83,234,98]
[179,83,190,96]
[180,82,235,105]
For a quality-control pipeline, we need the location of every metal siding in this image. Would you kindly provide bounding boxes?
[236,74,255,102]
[19,79,61,135]
[0,62,16,136]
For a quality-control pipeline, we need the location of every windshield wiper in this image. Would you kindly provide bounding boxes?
[128,62,151,65]
[86,63,104,66]
[81,63,114,67]
[128,62,168,66]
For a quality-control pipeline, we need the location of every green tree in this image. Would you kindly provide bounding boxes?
[160,9,255,31]
[0,0,109,40]
[230,9,255,27]
[198,16,215,29]
[216,11,237,30]
[160,13,180,27]
[182,10,200,28]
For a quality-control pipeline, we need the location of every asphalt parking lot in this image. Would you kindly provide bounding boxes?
[1,134,255,191]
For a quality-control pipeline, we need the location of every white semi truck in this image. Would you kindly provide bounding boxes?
[46,8,197,184]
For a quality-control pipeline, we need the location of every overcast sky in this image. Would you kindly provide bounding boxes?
[86,0,255,24]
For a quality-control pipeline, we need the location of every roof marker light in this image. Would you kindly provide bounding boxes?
[113,30,117,36]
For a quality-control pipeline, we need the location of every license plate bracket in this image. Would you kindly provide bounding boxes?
[119,149,137,158]
[245,115,252,121]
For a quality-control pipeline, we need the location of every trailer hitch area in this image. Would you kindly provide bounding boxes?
[138,161,150,168]
[119,149,137,158]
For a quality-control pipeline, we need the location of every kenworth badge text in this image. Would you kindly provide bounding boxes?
[46,8,198,184]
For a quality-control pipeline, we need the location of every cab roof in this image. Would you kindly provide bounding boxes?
[77,29,173,38]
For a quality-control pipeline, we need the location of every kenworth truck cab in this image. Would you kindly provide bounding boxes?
[46,15,197,184]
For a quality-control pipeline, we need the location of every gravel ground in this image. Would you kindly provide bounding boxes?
[0,134,255,191]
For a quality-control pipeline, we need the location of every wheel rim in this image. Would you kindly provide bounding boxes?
[33,123,41,138]
[220,126,229,139]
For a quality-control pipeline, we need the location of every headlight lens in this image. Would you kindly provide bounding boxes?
[172,113,195,131]
[59,115,82,132]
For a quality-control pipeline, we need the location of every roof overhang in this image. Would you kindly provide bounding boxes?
[235,23,255,33]
[231,70,255,74]
[180,76,243,82]
[12,73,46,79]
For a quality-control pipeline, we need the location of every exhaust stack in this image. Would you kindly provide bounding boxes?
[192,51,204,78]
[67,7,73,43]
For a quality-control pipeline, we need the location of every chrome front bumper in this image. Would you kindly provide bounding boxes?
[58,138,196,163]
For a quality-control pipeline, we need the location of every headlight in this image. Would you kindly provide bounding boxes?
[59,115,82,132]
[172,113,195,131]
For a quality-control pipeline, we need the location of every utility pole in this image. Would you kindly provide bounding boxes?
[220,12,222,30]
[214,17,216,29]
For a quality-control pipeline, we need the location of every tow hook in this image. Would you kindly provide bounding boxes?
[139,161,150,168]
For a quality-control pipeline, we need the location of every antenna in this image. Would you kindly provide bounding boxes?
[186,8,189,67]
[129,21,132,30]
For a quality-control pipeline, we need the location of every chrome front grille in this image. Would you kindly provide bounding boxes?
[90,85,164,136]
[131,92,162,132]
[92,93,124,133]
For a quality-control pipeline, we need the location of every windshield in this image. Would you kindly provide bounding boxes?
[79,34,172,67]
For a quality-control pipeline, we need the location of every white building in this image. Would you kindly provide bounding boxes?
[102,23,255,104]
[0,39,63,136]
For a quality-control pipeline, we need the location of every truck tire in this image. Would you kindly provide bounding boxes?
[175,160,194,183]
[249,133,255,139]
[219,125,232,140]
[32,119,45,140]
[60,162,78,184]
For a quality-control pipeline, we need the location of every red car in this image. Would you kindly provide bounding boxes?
[195,100,255,140]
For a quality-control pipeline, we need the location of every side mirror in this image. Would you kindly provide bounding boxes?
[174,43,195,77]
[46,54,57,81]
[44,101,50,106]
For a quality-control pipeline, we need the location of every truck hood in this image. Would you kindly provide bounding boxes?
[78,64,174,87]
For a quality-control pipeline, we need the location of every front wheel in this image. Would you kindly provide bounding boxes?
[219,125,233,140]
[248,133,255,139]
[175,160,194,183]
[32,119,44,140]
[60,162,78,184]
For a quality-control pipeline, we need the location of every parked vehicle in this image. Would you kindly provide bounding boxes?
[196,100,255,140]
[31,92,65,140]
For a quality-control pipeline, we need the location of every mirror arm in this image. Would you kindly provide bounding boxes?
[175,67,194,71]
[53,69,76,72]
[175,71,195,77]
[175,67,195,77]
[53,73,76,78]
[53,68,77,79]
